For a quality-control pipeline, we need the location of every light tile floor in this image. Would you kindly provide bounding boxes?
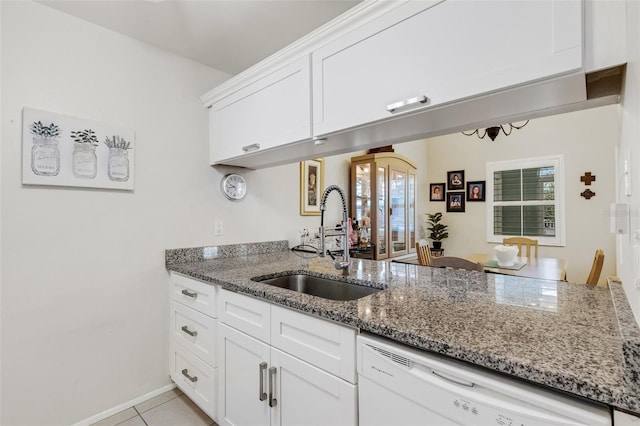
[91,388,216,426]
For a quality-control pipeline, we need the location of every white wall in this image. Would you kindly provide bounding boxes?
[425,106,618,285]
[0,2,234,424]
[0,3,373,424]
[616,0,640,322]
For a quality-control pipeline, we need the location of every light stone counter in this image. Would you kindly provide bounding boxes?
[166,241,640,415]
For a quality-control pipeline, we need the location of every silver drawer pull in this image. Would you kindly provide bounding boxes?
[181,289,197,299]
[181,368,198,383]
[259,362,268,401]
[242,143,261,153]
[181,326,198,337]
[386,95,428,113]
[268,367,278,407]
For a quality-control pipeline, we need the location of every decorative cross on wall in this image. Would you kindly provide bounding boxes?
[580,172,596,185]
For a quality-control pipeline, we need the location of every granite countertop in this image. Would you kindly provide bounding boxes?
[166,241,640,415]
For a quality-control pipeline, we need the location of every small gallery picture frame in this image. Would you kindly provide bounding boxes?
[447,170,465,191]
[300,158,324,216]
[467,180,486,202]
[430,183,445,202]
[447,192,466,213]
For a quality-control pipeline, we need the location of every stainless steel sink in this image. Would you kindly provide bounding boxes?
[254,273,381,301]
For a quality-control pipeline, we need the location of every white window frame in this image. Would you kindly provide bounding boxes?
[486,155,565,246]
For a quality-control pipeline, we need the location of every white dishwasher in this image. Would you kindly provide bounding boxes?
[357,334,611,426]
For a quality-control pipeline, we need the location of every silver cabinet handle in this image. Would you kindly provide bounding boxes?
[181,368,198,383]
[386,95,428,113]
[181,289,197,299]
[268,367,277,407]
[181,325,198,337]
[242,143,261,153]
[259,362,268,401]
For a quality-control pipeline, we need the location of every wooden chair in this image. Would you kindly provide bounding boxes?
[416,239,432,266]
[586,249,605,285]
[430,256,483,272]
[502,237,539,258]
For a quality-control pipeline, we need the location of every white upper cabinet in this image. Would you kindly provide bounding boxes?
[207,55,312,164]
[312,0,583,137]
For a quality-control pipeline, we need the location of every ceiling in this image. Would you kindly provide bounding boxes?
[37,0,361,75]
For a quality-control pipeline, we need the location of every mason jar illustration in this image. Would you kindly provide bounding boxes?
[104,135,131,182]
[108,148,130,181]
[31,137,60,176]
[72,142,97,179]
[30,121,62,176]
[71,129,99,179]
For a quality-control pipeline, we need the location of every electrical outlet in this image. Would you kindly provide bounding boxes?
[215,220,224,236]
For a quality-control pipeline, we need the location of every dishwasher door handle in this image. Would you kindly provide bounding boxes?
[432,370,475,388]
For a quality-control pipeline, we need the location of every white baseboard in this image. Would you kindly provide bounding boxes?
[72,382,177,426]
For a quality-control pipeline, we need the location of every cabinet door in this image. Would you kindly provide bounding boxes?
[210,56,312,164]
[375,165,387,260]
[218,324,271,426]
[271,348,357,426]
[389,168,407,257]
[312,0,582,136]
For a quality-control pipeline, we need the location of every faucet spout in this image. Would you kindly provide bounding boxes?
[319,185,350,275]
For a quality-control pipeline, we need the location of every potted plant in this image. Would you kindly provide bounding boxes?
[426,212,448,249]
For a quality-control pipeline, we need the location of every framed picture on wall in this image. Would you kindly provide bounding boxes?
[447,170,464,191]
[447,192,465,212]
[21,107,135,190]
[467,181,486,201]
[430,183,445,201]
[300,158,324,215]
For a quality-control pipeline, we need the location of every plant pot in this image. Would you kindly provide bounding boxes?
[432,241,442,249]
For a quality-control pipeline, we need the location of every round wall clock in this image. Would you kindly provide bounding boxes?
[221,173,247,201]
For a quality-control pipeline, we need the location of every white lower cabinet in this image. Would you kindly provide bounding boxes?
[218,323,271,426]
[271,348,357,426]
[169,273,219,421]
[218,289,358,426]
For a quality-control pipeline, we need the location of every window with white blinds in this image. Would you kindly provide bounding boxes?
[486,155,565,246]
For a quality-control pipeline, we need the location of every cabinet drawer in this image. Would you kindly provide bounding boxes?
[171,301,217,367]
[170,273,217,318]
[271,305,357,384]
[219,289,270,343]
[171,344,217,420]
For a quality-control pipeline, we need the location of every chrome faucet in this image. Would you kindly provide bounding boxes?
[319,185,351,275]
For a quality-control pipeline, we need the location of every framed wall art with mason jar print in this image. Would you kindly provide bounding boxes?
[22,107,135,190]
